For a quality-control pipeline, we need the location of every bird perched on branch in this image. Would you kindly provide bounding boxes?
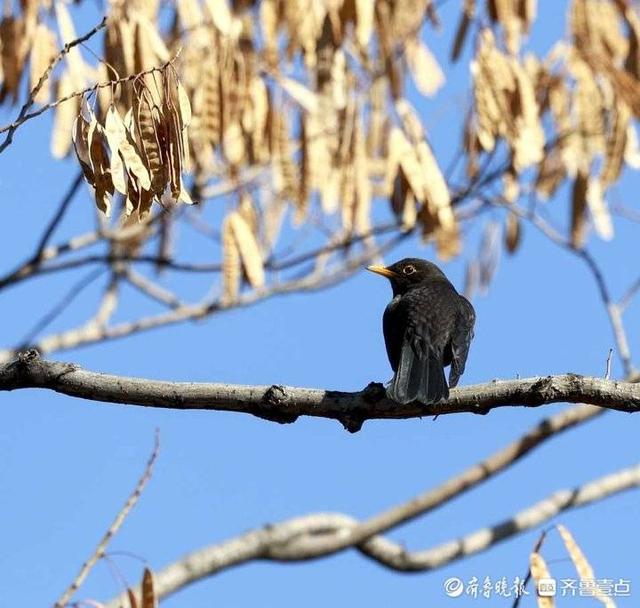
[367,258,475,405]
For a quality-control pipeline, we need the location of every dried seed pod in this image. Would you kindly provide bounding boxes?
[51,73,79,159]
[601,98,630,187]
[55,2,87,91]
[405,37,445,97]
[0,17,27,104]
[556,525,615,608]
[29,23,57,105]
[141,568,157,608]
[571,169,589,249]
[529,552,554,608]
[505,213,521,254]
[134,83,165,197]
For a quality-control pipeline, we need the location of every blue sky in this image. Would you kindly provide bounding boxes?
[1,2,639,607]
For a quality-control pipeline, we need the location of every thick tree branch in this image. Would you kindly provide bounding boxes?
[105,463,640,606]
[1,353,638,430]
[75,398,605,605]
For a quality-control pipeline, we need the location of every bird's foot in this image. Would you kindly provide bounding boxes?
[361,381,387,403]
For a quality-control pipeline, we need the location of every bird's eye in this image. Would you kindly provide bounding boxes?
[403,265,416,275]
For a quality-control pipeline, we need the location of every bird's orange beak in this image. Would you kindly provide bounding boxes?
[367,265,398,279]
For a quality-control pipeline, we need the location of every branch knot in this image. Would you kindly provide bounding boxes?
[17,348,41,366]
[255,385,298,425]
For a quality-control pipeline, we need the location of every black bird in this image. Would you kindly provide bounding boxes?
[367,258,475,405]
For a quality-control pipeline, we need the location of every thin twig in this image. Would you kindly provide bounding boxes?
[605,348,613,380]
[0,232,101,292]
[125,269,183,309]
[512,529,550,608]
[619,274,640,312]
[19,268,106,346]
[103,463,640,606]
[266,222,401,271]
[32,172,85,261]
[0,17,108,154]
[490,197,636,378]
[0,56,177,141]
[0,235,404,361]
[577,249,633,377]
[54,430,160,608]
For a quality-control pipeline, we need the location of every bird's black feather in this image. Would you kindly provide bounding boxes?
[372,258,475,405]
[449,295,475,388]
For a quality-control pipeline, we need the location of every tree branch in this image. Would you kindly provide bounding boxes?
[0,40,176,149]
[104,462,640,606]
[0,236,404,363]
[494,198,636,377]
[1,353,638,430]
[32,171,85,262]
[0,17,108,154]
[55,431,159,608]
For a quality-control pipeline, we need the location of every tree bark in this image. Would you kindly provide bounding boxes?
[2,351,639,431]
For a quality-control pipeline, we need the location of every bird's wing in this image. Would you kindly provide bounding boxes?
[387,295,448,405]
[382,296,403,372]
[448,295,476,388]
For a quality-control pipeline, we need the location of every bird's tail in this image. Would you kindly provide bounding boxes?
[387,346,449,405]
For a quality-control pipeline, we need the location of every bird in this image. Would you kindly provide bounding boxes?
[367,258,475,405]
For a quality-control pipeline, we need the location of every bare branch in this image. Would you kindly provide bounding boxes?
[1,354,638,428]
[577,249,633,376]
[92,275,120,328]
[0,237,403,362]
[0,50,179,147]
[32,172,85,261]
[19,268,106,346]
[0,232,101,292]
[357,465,640,570]
[266,222,401,271]
[619,274,640,312]
[124,269,183,309]
[103,463,640,606]
[605,349,613,381]
[512,530,549,608]
[494,199,636,377]
[0,219,406,300]
[55,430,159,608]
[0,17,108,154]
